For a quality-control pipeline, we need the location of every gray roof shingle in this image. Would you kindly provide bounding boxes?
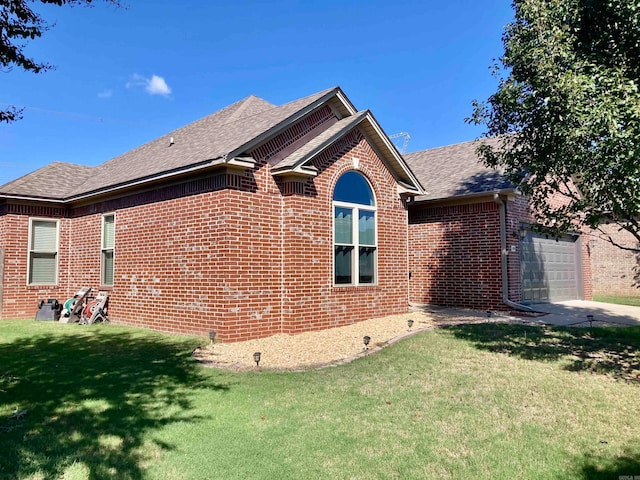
[0,162,96,200]
[404,137,513,201]
[0,87,340,200]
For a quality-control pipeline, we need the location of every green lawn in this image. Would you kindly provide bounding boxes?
[1,320,639,480]
[593,293,640,307]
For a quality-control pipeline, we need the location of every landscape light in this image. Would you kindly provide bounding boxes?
[253,352,261,367]
[363,336,371,350]
[587,314,594,328]
[407,319,414,331]
[209,331,217,345]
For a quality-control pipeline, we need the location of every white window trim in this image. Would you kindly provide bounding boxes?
[27,217,60,286]
[332,199,378,287]
[101,213,115,286]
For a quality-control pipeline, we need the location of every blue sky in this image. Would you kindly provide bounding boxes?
[0,0,513,186]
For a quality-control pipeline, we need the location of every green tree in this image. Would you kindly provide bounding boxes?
[469,0,640,251]
[1,0,121,123]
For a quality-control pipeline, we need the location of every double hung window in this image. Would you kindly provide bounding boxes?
[28,219,59,285]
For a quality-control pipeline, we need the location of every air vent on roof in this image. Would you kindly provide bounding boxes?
[169,137,174,146]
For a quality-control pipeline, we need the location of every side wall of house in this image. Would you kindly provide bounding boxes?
[589,224,639,297]
[408,201,504,310]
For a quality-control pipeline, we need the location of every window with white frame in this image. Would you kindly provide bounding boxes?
[333,171,376,285]
[101,213,115,286]
[28,218,59,285]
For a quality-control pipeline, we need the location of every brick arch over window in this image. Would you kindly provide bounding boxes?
[333,171,377,285]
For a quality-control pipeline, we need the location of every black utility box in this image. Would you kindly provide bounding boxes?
[35,299,61,322]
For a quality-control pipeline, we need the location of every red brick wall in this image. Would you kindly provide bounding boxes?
[407,193,592,311]
[1,124,411,341]
[588,224,639,297]
[277,130,409,334]
[408,201,504,310]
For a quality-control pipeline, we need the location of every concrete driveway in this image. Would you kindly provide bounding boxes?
[531,300,640,327]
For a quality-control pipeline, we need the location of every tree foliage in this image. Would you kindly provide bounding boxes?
[1,0,121,123]
[469,0,640,251]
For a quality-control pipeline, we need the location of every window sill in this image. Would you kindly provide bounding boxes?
[332,284,379,291]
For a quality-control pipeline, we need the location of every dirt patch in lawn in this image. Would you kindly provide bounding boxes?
[193,307,493,371]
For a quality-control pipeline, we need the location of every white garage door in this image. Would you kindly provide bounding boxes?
[520,232,583,304]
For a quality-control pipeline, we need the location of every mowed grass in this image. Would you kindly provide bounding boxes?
[0,320,639,479]
[593,293,640,307]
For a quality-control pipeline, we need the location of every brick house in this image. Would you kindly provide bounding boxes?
[404,139,593,311]
[0,87,425,341]
[0,88,601,341]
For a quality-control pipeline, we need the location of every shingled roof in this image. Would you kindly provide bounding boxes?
[0,86,427,202]
[0,87,344,201]
[0,162,95,201]
[404,137,514,201]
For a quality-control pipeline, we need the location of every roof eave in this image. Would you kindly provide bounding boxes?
[411,187,518,205]
[0,193,67,203]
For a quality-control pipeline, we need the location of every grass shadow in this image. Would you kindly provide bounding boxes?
[444,323,640,383]
[572,450,640,479]
[0,323,229,479]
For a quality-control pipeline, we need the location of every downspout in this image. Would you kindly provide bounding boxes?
[493,193,535,312]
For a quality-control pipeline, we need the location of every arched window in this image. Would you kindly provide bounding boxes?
[333,171,377,285]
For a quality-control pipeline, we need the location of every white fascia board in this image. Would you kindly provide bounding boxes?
[226,156,256,168]
[272,166,318,178]
[0,194,67,203]
[335,89,358,115]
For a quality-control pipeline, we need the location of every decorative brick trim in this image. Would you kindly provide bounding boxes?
[409,202,498,223]
[251,105,335,162]
[4,204,68,218]
[72,173,240,217]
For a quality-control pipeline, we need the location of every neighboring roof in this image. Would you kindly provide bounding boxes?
[404,137,514,201]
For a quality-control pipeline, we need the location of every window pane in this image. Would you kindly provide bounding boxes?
[30,253,56,284]
[102,250,114,285]
[335,246,353,284]
[103,215,115,249]
[334,207,352,244]
[333,171,375,205]
[359,247,375,284]
[31,221,57,251]
[359,210,375,246]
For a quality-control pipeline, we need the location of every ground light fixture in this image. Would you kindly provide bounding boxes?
[253,352,261,367]
[363,336,371,350]
[407,319,414,331]
[587,314,594,328]
[486,310,493,321]
[209,331,217,345]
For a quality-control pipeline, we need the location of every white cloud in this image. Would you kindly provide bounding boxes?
[126,73,171,97]
[146,75,171,96]
[97,89,113,98]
